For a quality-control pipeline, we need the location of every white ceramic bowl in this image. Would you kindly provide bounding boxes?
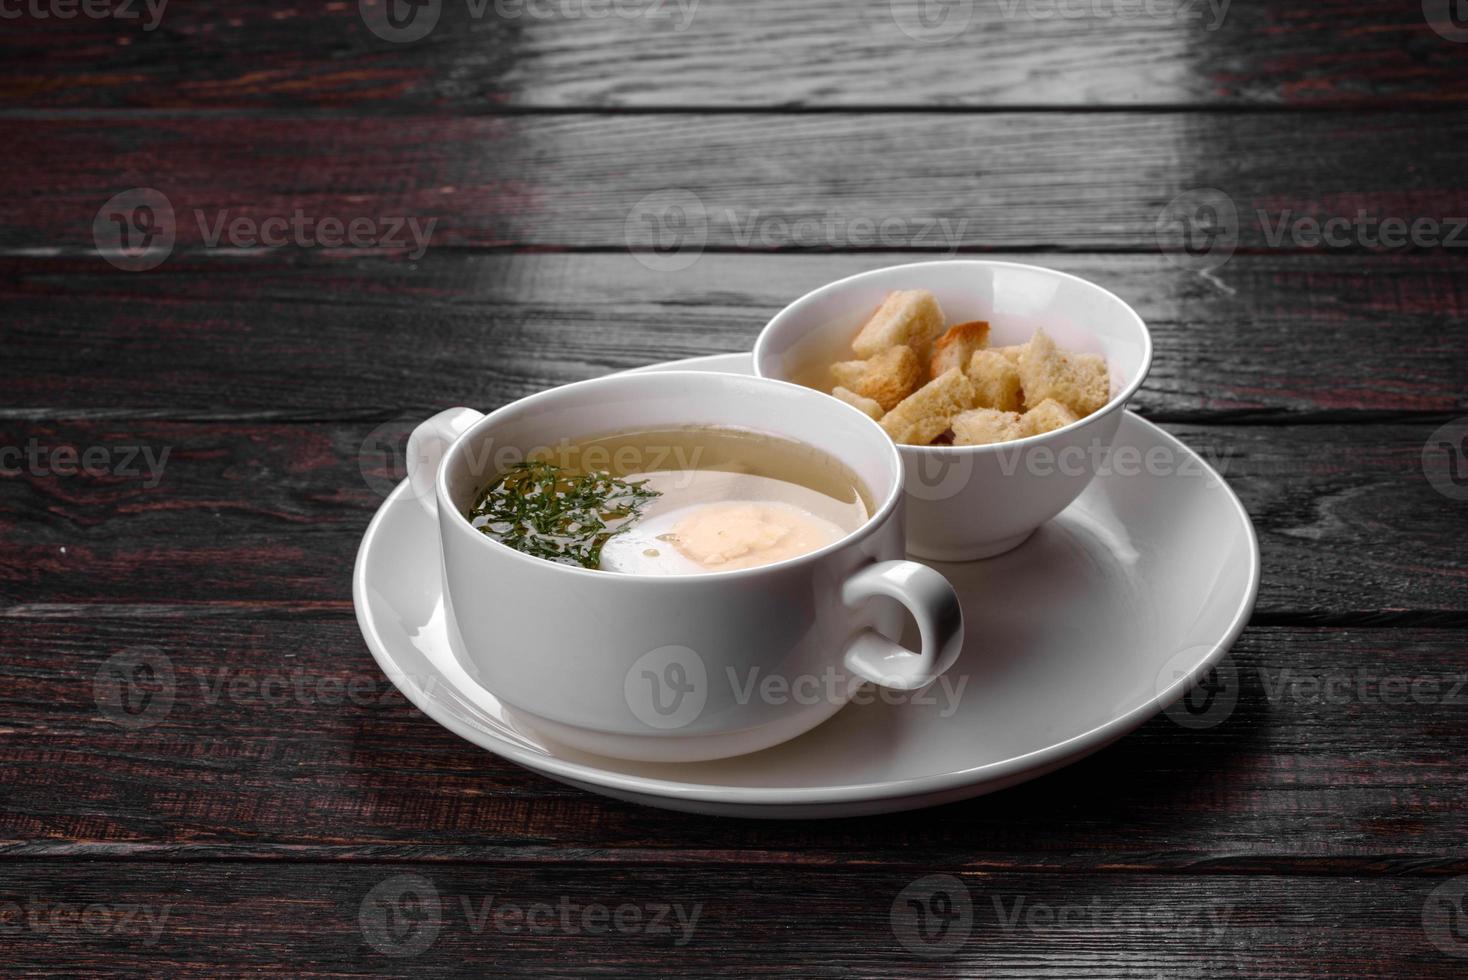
[403,371,964,762]
[753,260,1153,560]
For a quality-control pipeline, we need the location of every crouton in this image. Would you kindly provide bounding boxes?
[1016,330,1111,416]
[879,368,979,446]
[831,386,884,420]
[929,320,991,377]
[965,348,1024,413]
[829,345,922,411]
[1068,353,1111,414]
[993,344,1025,364]
[851,290,945,359]
[951,408,1025,446]
[1020,398,1079,436]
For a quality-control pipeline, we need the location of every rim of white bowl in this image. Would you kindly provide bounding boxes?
[751,259,1155,454]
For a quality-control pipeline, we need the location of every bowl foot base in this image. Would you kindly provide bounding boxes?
[909,528,1036,563]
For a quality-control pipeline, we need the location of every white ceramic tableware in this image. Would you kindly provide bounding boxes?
[354,353,1260,818]
[403,371,964,763]
[753,260,1153,560]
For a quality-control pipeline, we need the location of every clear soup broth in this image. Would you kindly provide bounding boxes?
[466,426,873,575]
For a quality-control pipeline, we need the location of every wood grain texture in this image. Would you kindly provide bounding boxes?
[1,419,1462,615]
[6,0,1467,974]
[4,252,1466,419]
[0,863,1465,977]
[7,112,1468,251]
[2,618,1466,871]
[2,1,1467,109]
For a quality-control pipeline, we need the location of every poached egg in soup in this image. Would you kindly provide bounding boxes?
[465,426,871,575]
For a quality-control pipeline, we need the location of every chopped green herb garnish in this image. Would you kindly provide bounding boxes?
[466,461,661,569]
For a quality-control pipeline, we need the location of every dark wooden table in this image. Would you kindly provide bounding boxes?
[3,2,1467,975]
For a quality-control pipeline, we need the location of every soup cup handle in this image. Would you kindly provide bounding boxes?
[406,407,485,519]
[841,561,964,691]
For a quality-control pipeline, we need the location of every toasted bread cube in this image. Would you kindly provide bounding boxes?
[1016,330,1111,416]
[929,320,991,377]
[965,348,1024,413]
[879,368,979,446]
[951,408,1025,446]
[994,344,1025,364]
[852,290,945,359]
[1067,353,1111,415]
[829,345,922,411]
[1020,397,1079,436]
[829,359,867,392]
[831,386,883,420]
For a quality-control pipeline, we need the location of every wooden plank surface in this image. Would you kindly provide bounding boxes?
[3,1,1467,109]
[4,252,1465,419]
[6,112,1468,252]
[5,2,1468,973]
[1,419,1461,616]
[1,863,1464,977]
[1,619,1465,872]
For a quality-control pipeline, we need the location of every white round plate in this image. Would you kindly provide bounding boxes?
[353,353,1260,818]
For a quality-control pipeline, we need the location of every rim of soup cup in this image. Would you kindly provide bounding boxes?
[436,371,907,583]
